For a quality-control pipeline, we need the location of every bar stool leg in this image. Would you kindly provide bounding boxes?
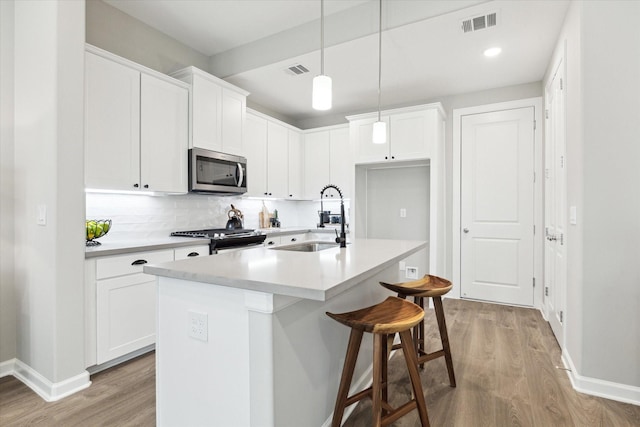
[372,334,383,427]
[331,329,364,427]
[399,329,431,427]
[433,296,456,387]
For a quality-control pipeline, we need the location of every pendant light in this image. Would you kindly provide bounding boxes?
[372,0,386,144]
[312,0,332,110]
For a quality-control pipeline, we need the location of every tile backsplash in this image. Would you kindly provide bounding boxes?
[86,193,350,241]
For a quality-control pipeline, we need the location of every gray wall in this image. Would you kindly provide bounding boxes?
[0,0,16,363]
[580,1,639,386]
[546,0,640,389]
[86,0,210,75]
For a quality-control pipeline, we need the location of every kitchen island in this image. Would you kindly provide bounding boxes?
[144,238,427,427]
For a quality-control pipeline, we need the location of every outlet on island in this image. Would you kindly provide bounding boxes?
[188,310,208,342]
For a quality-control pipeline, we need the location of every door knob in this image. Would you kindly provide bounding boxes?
[463,228,469,233]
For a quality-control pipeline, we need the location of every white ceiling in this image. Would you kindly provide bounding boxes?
[103,0,570,126]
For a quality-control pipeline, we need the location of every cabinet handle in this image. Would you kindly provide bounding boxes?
[384,156,388,160]
[291,238,297,242]
[143,184,149,189]
[264,192,268,195]
[268,192,272,196]
[133,183,139,188]
[131,259,148,265]
[391,156,395,159]
[267,241,276,245]
[289,194,293,197]
[187,252,200,257]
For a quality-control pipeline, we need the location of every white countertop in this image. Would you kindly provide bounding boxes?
[84,236,211,258]
[144,238,426,301]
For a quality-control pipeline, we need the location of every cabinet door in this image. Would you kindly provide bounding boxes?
[191,74,222,151]
[97,273,156,364]
[287,130,303,199]
[140,74,189,193]
[85,52,140,191]
[329,127,352,198]
[221,88,246,156]
[353,116,390,164]
[304,131,331,199]
[267,122,289,198]
[389,109,434,160]
[245,114,268,197]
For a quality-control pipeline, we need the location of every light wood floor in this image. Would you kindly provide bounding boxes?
[1,299,638,426]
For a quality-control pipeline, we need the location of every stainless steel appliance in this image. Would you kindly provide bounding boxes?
[188,148,247,194]
[171,228,266,254]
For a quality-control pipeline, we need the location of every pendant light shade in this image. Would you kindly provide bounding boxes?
[312,75,332,110]
[312,0,332,110]
[372,120,386,144]
[373,0,385,144]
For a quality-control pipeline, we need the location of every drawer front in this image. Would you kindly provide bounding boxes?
[174,245,210,260]
[96,249,173,280]
[263,236,281,247]
[280,233,307,245]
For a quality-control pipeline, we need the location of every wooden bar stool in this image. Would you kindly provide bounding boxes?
[326,296,430,427]
[380,275,456,387]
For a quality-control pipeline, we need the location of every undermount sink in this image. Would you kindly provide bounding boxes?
[270,240,348,252]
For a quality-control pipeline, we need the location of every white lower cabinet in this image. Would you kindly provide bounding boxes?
[174,245,210,260]
[96,273,157,364]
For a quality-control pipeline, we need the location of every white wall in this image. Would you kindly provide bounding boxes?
[12,0,86,386]
[0,0,16,364]
[580,1,640,387]
[545,0,640,393]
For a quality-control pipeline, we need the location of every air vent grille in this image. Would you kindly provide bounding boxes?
[461,11,498,33]
[284,64,310,76]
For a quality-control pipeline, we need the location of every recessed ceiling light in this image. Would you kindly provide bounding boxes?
[484,47,502,57]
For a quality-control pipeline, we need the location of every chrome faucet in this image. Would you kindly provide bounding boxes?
[319,184,347,248]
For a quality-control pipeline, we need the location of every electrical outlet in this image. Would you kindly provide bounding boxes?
[400,208,407,218]
[188,311,208,342]
[406,266,418,279]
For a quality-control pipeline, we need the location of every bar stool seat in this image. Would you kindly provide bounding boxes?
[380,275,456,387]
[327,296,431,427]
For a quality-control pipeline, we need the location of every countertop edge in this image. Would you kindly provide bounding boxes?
[85,237,211,258]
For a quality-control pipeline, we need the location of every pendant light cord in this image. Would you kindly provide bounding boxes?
[321,0,325,75]
[377,0,382,122]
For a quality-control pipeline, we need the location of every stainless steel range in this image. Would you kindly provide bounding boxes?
[171,228,266,254]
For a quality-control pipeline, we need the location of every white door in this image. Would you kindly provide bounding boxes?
[544,62,567,342]
[461,108,535,306]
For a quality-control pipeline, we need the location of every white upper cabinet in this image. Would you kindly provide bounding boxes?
[84,47,189,193]
[171,67,248,156]
[348,104,445,164]
[244,113,268,197]
[303,125,351,200]
[140,74,188,193]
[266,122,289,198]
[287,130,304,199]
[245,110,301,199]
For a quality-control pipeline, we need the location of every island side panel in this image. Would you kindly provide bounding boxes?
[269,265,400,426]
[156,277,252,427]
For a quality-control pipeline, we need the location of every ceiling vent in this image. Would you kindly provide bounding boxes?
[283,64,310,76]
[461,11,498,33]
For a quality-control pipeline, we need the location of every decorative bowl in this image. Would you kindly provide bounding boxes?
[86,219,112,246]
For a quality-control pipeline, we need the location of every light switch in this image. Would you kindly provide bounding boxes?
[570,206,577,225]
[400,208,407,218]
[37,204,47,226]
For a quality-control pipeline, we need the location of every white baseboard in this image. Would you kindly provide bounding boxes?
[0,358,16,378]
[562,351,640,406]
[2,358,91,402]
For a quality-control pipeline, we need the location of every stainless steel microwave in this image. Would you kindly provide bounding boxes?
[188,148,247,194]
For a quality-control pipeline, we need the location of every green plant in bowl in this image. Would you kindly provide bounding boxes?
[86,219,111,246]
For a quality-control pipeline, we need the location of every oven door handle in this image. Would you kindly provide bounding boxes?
[236,163,244,188]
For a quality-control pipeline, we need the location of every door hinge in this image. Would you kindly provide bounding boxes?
[533,277,536,288]
[560,155,565,168]
[545,286,549,296]
[533,172,536,183]
[533,225,536,234]
[560,78,564,90]
[560,233,564,245]
[545,109,549,119]
[560,311,564,323]
[533,119,537,130]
